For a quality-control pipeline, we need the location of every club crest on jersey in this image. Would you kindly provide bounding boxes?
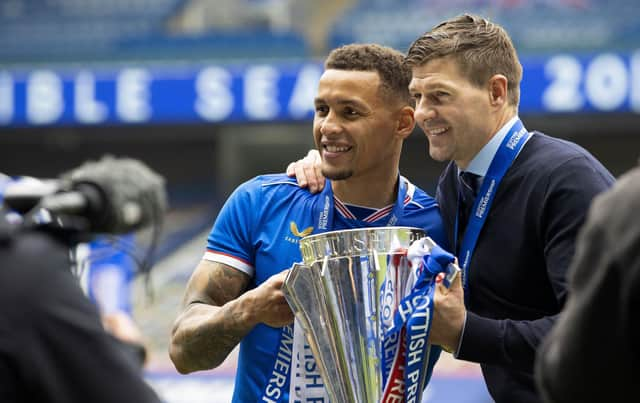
[285,221,313,244]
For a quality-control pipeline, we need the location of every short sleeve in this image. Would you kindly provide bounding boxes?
[204,178,262,277]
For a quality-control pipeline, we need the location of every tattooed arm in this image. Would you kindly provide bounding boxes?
[169,260,293,374]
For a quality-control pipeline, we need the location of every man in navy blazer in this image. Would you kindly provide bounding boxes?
[402,14,614,403]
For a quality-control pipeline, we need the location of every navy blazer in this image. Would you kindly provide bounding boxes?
[436,132,614,403]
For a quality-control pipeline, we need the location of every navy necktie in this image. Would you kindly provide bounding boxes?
[457,171,479,251]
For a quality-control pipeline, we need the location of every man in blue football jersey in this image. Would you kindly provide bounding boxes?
[169,43,448,402]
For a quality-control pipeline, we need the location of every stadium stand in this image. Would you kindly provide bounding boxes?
[0,0,313,64]
[1,0,639,65]
[0,0,182,63]
[329,0,640,54]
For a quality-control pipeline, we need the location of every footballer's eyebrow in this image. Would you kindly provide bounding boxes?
[314,98,367,108]
[337,99,367,109]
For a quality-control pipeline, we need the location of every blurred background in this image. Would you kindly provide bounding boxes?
[1,0,639,401]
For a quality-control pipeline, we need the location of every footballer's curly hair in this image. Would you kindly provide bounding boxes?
[325,43,412,105]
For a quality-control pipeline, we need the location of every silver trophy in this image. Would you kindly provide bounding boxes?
[283,227,436,403]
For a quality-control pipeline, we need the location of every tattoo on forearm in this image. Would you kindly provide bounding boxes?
[178,264,251,370]
[207,266,248,305]
[182,311,248,370]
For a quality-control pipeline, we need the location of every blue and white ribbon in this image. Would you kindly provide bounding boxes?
[380,237,456,402]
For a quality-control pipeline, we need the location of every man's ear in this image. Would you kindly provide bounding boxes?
[488,74,508,107]
[396,106,416,139]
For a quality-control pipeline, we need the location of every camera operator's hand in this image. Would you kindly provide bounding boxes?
[102,310,149,367]
[102,311,144,345]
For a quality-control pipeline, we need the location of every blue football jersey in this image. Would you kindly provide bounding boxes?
[205,174,447,402]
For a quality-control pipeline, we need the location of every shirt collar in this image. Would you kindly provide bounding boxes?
[463,115,520,177]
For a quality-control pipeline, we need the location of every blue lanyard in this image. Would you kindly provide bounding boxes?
[313,175,408,232]
[455,119,531,291]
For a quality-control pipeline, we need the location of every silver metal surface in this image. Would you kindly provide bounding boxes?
[283,227,426,402]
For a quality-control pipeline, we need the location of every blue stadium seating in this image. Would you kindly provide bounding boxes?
[0,0,183,63]
[0,0,308,64]
[328,0,640,55]
[0,0,637,64]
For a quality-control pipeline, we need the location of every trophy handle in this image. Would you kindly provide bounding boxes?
[282,262,308,319]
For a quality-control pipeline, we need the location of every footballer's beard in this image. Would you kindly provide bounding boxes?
[321,166,353,181]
